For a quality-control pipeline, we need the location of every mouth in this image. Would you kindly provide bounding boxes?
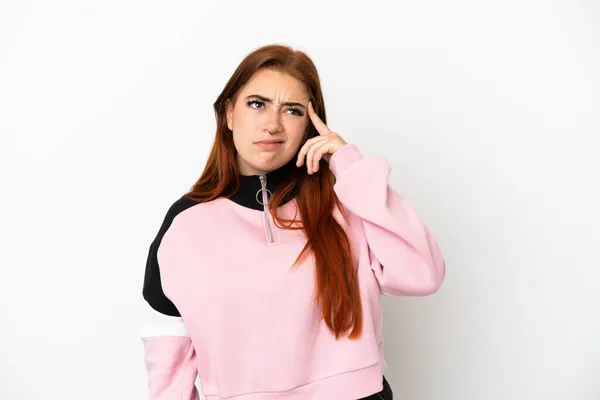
[255,140,284,149]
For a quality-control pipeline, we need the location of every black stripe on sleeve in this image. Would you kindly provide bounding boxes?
[142,195,198,317]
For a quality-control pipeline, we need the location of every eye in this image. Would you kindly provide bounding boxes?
[287,108,304,117]
[247,100,264,109]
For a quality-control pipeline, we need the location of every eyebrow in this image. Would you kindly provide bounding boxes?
[245,94,307,109]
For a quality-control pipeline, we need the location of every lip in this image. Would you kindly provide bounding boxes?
[256,140,284,149]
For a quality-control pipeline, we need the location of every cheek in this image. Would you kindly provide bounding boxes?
[233,109,254,130]
[231,112,259,145]
[285,119,309,143]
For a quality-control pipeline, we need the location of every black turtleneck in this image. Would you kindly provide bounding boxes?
[224,157,301,211]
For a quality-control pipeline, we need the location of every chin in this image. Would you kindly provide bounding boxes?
[257,153,291,167]
[256,160,284,172]
[239,151,294,175]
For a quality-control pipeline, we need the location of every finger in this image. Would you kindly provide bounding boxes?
[296,137,320,167]
[307,139,330,173]
[308,102,332,136]
[314,142,334,173]
[305,137,330,173]
[296,136,329,167]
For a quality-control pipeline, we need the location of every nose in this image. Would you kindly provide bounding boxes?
[263,108,283,135]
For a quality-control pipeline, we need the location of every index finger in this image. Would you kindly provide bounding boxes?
[308,102,332,136]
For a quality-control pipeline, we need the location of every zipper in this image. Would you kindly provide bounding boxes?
[258,174,275,244]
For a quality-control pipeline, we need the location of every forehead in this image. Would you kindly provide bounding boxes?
[240,68,308,100]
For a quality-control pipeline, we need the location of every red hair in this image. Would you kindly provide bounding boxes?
[184,44,362,340]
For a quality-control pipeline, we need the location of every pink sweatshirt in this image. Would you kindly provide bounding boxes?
[140,143,446,400]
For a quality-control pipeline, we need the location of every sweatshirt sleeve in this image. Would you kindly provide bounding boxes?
[140,198,200,400]
[328,143,446,296]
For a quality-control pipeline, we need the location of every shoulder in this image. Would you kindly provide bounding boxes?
[142,195,200,316]
[159,195,200,231]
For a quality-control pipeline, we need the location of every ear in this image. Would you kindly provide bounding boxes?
[225,99,233,131]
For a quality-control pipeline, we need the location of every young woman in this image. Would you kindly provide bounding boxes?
[141,44,445,400]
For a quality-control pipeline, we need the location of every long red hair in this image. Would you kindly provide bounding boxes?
[184,44,362,340]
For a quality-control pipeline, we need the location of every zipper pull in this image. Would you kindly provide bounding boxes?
[257,174,275,244]
[259,175,267,190]
[257,175,271,206]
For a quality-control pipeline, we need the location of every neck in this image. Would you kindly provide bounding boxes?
[224,158,299,211]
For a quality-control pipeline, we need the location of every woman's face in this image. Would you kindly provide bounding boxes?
[226,68,310,176]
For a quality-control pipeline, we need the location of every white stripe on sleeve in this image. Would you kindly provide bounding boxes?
[140,301,190,338]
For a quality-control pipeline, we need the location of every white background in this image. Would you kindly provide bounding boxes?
[2,1,599,399]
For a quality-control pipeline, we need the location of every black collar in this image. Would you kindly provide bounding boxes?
[224,158,299,211]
